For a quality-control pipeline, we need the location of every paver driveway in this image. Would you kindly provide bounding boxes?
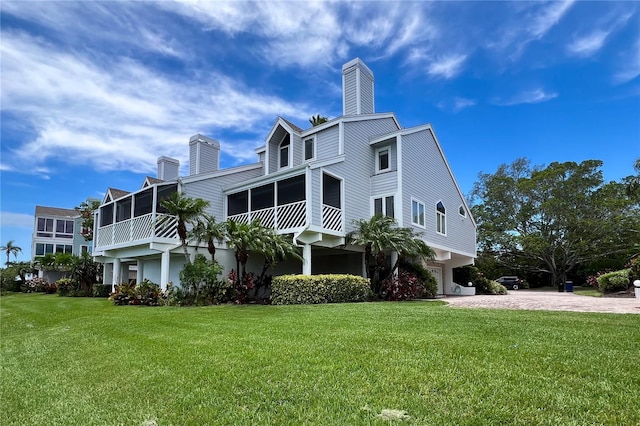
[444,290,640,314]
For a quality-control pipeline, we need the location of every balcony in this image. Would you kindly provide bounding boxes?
[95,213,177,249]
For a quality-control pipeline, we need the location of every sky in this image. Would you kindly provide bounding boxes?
[1,1,639,263]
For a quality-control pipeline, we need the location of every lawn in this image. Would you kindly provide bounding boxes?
[1,294,639,425]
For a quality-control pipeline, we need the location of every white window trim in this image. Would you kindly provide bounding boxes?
[303,135,317,162]
[371,193,396,218]
[375,146,391,174]
[436,200,446,236]
[459,204,467,218]
[411,198,426,229]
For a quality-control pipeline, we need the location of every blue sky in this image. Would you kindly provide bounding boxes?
[1,1,639,262]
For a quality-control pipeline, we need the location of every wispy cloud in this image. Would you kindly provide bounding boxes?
[567,30,609,57]
[0,212,34,229]
[427,54,467,79]
[437,97,477,113]
[613,38,640,84]
[0,31,310,174]
[493,89,558,106]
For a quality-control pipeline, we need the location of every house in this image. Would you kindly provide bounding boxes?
[92,58,476,295]
[32,205,92,281]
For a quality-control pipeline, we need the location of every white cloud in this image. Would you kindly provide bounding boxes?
[437,97,477,113]
[0,212,34,229]
[0,31,310,174]
[567,31,609,57]
[613,38,640,84]
[427,54,467,79]
[494,89,558,106]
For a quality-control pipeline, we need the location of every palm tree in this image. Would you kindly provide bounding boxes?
[257,231,303,285]
[225,219,271,285]
[190,213,227,261]
[160,192,210,263]
[309,114,328,127]
[347,215,435,296]
[1,240,22,265]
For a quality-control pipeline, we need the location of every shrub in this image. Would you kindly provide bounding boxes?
[56,278,81,296]
[271,274,371,305]
[92,284,112,298]
[597,269,631,293]
[401,262,438,299]
[627,256,640,282]
[110,280,164,306]
[381,271,423,301]
[226,270,255,305]
[486,280,508,295]
[178,255,227,305]
[21,277,51,293]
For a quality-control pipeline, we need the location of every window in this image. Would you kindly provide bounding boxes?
[134,189,153,217]
[156,185,178,214]
[304,137,315,161]
[100,204,114,227]
[279,134,290,168]
[277,175,305,205]
[35,243,54,256]
[459,205,466,217]
[37,218,53,237]
[374,196,394,218]
[81,245,89,254]
[322,173,341,208]
[251,183,274,211]
[412,199,425,227]
[436,201,446,235]
[376,147,390,173]
[116,198,132,222]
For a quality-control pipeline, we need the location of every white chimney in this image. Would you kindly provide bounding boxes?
[157,156,180,180]
[189,134,220,176]
[342,58,375,116]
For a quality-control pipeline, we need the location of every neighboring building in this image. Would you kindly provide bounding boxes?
[32,205,91,281]
[92,58,476,294]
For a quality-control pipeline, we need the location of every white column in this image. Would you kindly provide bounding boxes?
[136,260,144,284]
[390,251,398,276]
[103,262,112,286]
[302,244,312,275]
[112,258,121,290]
[160,250,171,290]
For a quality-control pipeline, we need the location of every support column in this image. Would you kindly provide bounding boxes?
[390,251,398,276]
[112,258,121,291]
[302,244,312,275]
[362,252,367,278]
[103,262,112,286]
[160,250,170,290]
[136,260,144,285]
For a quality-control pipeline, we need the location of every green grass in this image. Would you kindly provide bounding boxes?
[573,288,603,297]
[1,294,639,425]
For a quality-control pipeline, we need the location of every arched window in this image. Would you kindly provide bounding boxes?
[436,201,446,235]
[279,134,290,168]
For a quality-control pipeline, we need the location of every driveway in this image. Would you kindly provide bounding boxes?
[444,290,640,314]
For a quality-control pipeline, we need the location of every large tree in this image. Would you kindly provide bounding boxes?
[347,215,435,296]
[471,158,640,286]
[1,240,22,266]
[75,199,101,241]
[160,192,210,263]
[626,158,640,199]
[190,213,227,261]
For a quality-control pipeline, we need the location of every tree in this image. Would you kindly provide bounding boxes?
[225,219,271,285]
[347,215,435,296]
[626,158,640,199]
[309,114,328,127]
[471,158,640,286]
[12,261,36,289]
[71,252,101,294]
[160,192,210,263]
[257,231,303,285]
[190,214,227,261]
[1,240,22,265]
[75,199,101,241]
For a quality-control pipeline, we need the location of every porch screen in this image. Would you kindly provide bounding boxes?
[156,185,178,214]
[100,204,114,226]
[228,190,248,215]
[134,189,153,217]
[251,183,274,211]
[277,175,305,205]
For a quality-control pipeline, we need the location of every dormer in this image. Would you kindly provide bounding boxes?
[264,117,302,175]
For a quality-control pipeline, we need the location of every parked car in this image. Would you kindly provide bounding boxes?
[495,276,524,290]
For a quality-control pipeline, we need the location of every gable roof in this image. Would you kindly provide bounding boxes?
[35,206,78,218]
[142,176,164,188]
[104,187,131,203]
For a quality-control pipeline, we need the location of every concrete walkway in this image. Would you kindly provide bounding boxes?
[444,290,640,314]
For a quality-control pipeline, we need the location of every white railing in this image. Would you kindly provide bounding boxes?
[227,200,306,230]
[95,213,178,248]
[322,204,343,232]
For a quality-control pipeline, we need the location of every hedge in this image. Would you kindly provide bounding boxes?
[271,274,371,305]
[597,269,631,293]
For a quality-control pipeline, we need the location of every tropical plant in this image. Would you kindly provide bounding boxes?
[179,254,226,304]
[160,192,210,263]
[309,114,328,127]
[75,199,101,241]
[225,219,271,286]
[12,261,36,290]
[190,213,227,261]
[257,231,303,286]
[347,215,436,296]
[71,252,101,294]
[1,240,22,265]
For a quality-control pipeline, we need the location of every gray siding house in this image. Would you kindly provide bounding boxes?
[92,58,476,294]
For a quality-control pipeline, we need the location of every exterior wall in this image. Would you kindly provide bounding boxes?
[400,129,476,256]
[370,171,398,195]
[359,71,374,114]
[343,70,357,115]
[290,133,303,168]
[322,117,400,234]
[32,209,86,261]
[183,166,263,220]
[314,125,340,161]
